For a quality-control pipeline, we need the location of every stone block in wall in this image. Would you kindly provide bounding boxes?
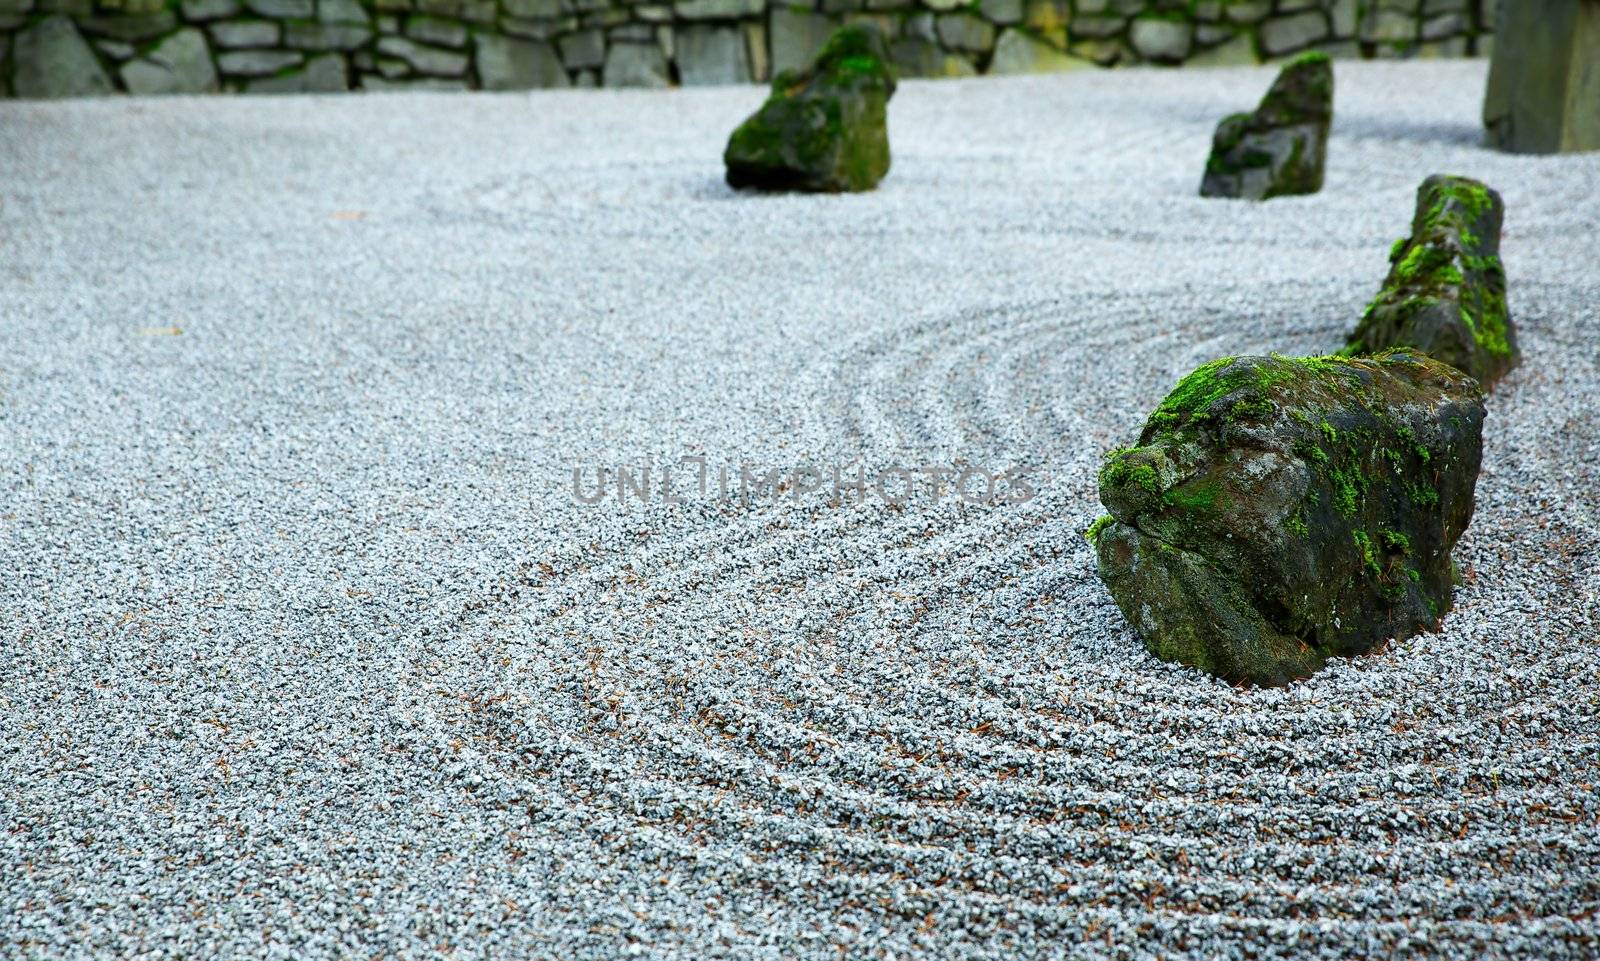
[1021,0,1064,46]
[978,0,1021,25]
[320,0,369,21]
[217,47,304,73]
[1259,10,1327,55]
[743,19,766,80]
[1415,35,1467,57]
[1129,16,1191,62]
[13,14,112,97]
[475,32,570,87]
[1223,1,1269,24]
[608,22,651,40]
[768,6,834,74]
[503,17,573,40]
[246,0,312,17]
[1068,15,1125,40]
[1361,7,1416,43]
[672,0,759,17]
[367,74,471,87]
[557,27,604,67]
[121,26,219,92]
[103,0,170,12]
[210,19,282,47]
[415,0,494,23]
[501,0,560,14]
[77,9,178,41]
[890,34,975,75]
[582,8,630,27]
[376,35,468,72]
[935,12,994,53]
[676,23,748,84]
[1068,35,1124,65]
[1421,12,1465,40]
[600,39,668,85]
[1187,30,1255,66]
[181,0,239,15]
[245,51,348,89]
[1330,0,1357,37]
[903,10,934,42]
[286,20,375,49]
[987,25,1087,72]
[405,14,467,46]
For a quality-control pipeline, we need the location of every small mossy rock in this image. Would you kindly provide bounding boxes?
[1092,350,1485,686]
[1347,175,1519,390]
[724,24,896,193]
[1199,51,1332,201]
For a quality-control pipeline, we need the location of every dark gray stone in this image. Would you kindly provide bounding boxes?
[1348,175,1519,389]
[217,48,304,75]
[13,14,112,98]
[209,19,281,48]
[676,23,748,85]
[1200,51,1332,200]
[1093,351,1485,686]
[245,51,349,91]
[1483,0,1600,154]
[121,27,218,94]
[475,33,569,88]
[404,14,467,48]
[376,35,468,75]
[725,24,896,193]
[600,40,667,87]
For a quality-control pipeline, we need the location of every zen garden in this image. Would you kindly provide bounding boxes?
[2,1,1597,959]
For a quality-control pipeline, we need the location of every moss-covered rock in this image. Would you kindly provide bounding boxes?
[723,24,896,193]
[1347,175,1519,390]
[1093,350,1485,686]
[1199,51,1332,201]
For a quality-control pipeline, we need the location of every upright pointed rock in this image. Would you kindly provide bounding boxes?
[1483,0,1600,154]
[1348,175,1519,390]
[724,24,897,193]
[1199,51,1332,201]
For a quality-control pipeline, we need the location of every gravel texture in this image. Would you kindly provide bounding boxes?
[2,60,1598,960]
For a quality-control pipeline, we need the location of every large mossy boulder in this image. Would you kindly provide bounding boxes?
[1348,175,1518,390]
[1090,351,1485,686]
[1199,51,1332,201]
[724,24,896,193]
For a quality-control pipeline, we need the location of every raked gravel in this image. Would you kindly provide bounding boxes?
[2,60,1598,960]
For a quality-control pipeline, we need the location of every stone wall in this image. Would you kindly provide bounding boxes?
[1,0,1496,98]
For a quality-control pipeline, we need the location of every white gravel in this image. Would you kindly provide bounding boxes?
[2,59,1598,960]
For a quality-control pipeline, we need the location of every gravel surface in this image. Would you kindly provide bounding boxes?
[2,60,1598,960]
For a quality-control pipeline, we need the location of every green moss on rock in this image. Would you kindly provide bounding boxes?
[1348,175,1520,388]
[724,24,896,193]
[1199,53,1332,201]
[1093,350,1485,686]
